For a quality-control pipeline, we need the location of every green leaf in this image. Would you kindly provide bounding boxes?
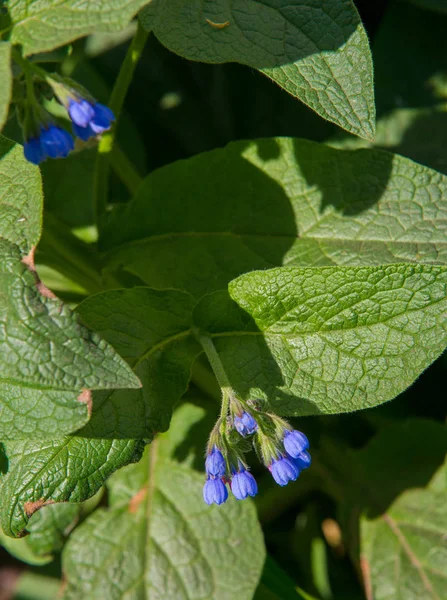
[362,483,447,600]
[0,43,12,131]
[0,238,140,439]
[0,135,42,252]
[0,436,144,538]
[0,139,140,439]
[0,501,82,565]
[77,287,202,436]
[140,0,375,139]
[8,0,152,56]
[340,420,447,600]
[195,263,447,416]
[62,444,265,600]
[0,288,201,537]
[101,138,447,301]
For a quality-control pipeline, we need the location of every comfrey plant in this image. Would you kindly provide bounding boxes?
[203,398,311,505]
[1,3,446,599]
[13,51,114,165]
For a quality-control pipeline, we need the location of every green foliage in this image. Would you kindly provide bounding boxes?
[8,0,152,56]
[61,435,265,600]
[196,264,447,416]
[140,0,375,138]
[0,43,11,130]
[0,2,446,599]
[102,138,447,301]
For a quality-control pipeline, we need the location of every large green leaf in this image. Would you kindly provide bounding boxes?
[195,264,447,416]
[101,138,447,301]
[62,439,265,599]
[0,43,11,131]
[0,288,201,537]
[8,0,151,56]
[327,420,447,600]
[140,0,375,139]
[0,138,140,439]
[362,482,447,600]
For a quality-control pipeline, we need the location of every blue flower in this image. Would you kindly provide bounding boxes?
[270,456,300,486]
[294,450,312,470]
[203,477,228,505]
[234,411,258,436]
[68,98,95,128]
[40,125,74,159]
[231,468,258,500]
[205,446,226,478]
[23,136,45,165]
[23,125,74,165]
[70,101,115,141]
[283,429,309,458]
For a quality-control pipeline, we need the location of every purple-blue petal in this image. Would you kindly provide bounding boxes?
[23,137,45,165]
[283,430,309,458]
[294,450,312,470]
[90,102,115,134]
[68,99,95,128]
[205,446,226,478]
[203,478,228,505]
[231,470,258,500]
[270,456,300,487]
[40,125,74,159]
[234,411,258,436]
[73,122,95,141]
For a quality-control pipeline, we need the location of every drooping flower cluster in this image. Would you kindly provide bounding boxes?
[19,73,115,165]
[203,399,311,506]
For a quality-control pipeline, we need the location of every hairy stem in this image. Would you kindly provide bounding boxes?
[197,334,235,420]
[93,22,149,225]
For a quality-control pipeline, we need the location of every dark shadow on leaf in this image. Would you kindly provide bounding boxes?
[194,290,323,416]
[318,419,447,518]
[293,138,394,215]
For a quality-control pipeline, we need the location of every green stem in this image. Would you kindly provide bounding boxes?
[197,334,234,419]
[93,23,149,225]
[109,143,143,196]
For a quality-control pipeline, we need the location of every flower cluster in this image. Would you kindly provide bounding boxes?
[21,76,115,165]
[203,401,311,506]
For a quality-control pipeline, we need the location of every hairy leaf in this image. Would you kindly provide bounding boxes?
[0,140,139,438]
[0,288,201,537]
[0,43,11,131]
[140,0,375,138]
[0,238,140,439]
[362,480,447,600]
[195,264,447,416]
[339,420,447,600]
[0,136,42,252]
[101,138,447,301]
[62,443,265,599]
[8,0,152,56]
